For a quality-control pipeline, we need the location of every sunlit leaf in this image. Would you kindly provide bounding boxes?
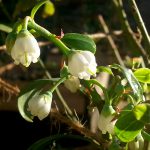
[97,66,113,75]
[110,64,144,103]
[141,130,150,141]
[115,111,144,142]
[133,103,150,123]
[134,68,150,83]
[61,33,96,54]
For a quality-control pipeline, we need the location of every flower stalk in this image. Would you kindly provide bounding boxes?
[28,19,71,56]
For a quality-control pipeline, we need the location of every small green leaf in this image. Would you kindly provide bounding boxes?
[31,0,49,19]
[110,64,144,103]
[61,33,96,54]
[141,130,150,141]
[0,24,12,33]
[18,79,59,122]
[115,111,144,142]
[97,66,113,75]
[134,68,150,83]
[133,103,150,123]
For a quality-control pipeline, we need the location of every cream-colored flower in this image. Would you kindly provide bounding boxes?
[98,113,116,134]
[64,76,80,93]
[28,92,52,120]
[11,30,40,67]
[68,51,97,80]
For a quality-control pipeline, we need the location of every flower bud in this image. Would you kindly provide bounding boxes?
[5,31,17,54]
[64,76,80,93]
[68,51,97,80]
[11,29,40,67]
[28,92,52,120]
[98,105,116,134]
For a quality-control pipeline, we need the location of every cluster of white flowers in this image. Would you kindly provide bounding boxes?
[28,92,52,120]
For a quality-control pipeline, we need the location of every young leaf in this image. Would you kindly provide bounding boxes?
[134,68,150,83]
[97,66,113,75]
[61,33,96,54]
[133,103,150,123]
[110,64,144,103]
[18,79,59,122]
[141,130,150,141]
[115,111,144,142]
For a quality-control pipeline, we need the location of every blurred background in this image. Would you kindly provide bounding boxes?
[0,0,150,149]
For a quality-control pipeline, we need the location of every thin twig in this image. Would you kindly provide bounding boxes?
[129,0,150,57]
[0,78,20,95]
[112,0,148,62]
[98,15,125,67]
[38,59,76,121]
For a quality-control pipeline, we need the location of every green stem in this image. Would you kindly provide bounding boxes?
[89,79,110,105]
[28,20,70,56]
[50,77,66,93]
[38,59,76,120]
[129,0,150,56]
[22,16,30,30]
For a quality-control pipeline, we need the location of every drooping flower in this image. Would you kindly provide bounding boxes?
[64,76,80,93]
[98,105,116,134]
[68,51,97,80]
[28,92,52,120]
[10,29,40,67]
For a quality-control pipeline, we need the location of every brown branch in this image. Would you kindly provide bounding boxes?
[112,0,147,62]
[0,63,15,75]
[98,15,125,67]
[0,78,20,95]
[50,109,106,147]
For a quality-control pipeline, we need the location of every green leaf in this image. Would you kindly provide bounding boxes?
[115,111,144,142]
[61,33,96,54]
[28,134,100,150]
[31,0,49,19]
[0,24,12,33]
[111,64,144,103]
[133,103,150,123]
[134,68,150,83]
[97,66,113,75]
[18,79,59,122]
[141,130,150,141]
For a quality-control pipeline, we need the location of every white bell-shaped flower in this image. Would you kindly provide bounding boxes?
[98,113,116,134]
[68,51,97,80]
[11,30,40,67]
[64,76,80,93]
[28,92,52,120]
[98,105,116,134]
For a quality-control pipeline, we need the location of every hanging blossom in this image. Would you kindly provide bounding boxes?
[28,92,52,120]
[11,30,40,67]
[68,51,97,80]
[64,76,80,93]
[98,105,116,134]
